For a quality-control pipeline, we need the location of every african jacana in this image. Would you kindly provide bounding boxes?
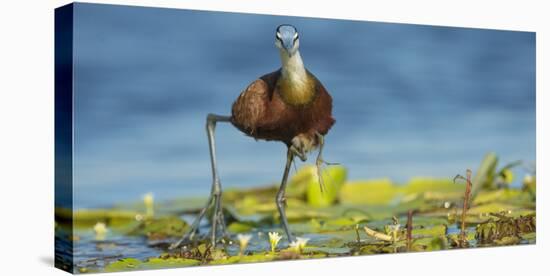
[170,24,335,249]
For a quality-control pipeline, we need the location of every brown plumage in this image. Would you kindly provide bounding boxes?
[231,69,335,150]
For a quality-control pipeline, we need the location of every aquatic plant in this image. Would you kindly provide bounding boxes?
[268,232,282,253]
[364,225,393,242]
[237,234,252,256]
[289,237,309,254]
[143,192,154,217]
[387,224,401,242]
[93,222,107,240]
[63,153,536,272]
[454,169,473,247]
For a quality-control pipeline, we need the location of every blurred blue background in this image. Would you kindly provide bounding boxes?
[72,3,535,208]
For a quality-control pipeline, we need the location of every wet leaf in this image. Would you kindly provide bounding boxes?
[105,257,200,272]
[62,208,139,229]
[493,236,520,246]
[473,189,528,205]
[411,236,447,251]
[471,152,498,197]
[127,216,188,239]
[143,257,200,268]
[339,179,396,205]
[303,246,350,255]
[412,224,447,237]
[403,177,464,195]
[104,258,142,272]
[209,254,275,264]
[227,222,256,233]
[306,165,347,207]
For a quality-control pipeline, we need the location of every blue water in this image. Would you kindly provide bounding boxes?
[70,3,535,208]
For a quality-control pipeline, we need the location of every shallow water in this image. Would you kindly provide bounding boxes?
[73,232,163,271]
[68,213,531,273]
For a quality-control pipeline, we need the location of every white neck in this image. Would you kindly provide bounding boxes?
[280,50,307,81]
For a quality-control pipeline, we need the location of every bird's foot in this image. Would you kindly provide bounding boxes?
[289,144,307,162]
[168,235,194,252]
[314,132,339,193]
[315,156,340,193]
[168,192,228,250]
[291,134,317,162]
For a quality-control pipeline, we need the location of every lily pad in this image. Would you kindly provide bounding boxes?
[61,208,139,229]
[412,224,447,237]
[127,216,188,239]
[209,254,275,265]
[227,221,256,233]
[105,257,199,272]
[104,258,142,272]
[339,179,396,205]
[142,257,200,268]
[306,165,347,207]
[402,177,464,195]
[303,246,350,255]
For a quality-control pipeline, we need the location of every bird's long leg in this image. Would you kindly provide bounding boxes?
[276,147,296,243]
[169,113,231,250]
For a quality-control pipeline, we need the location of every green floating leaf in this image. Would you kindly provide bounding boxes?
[339,178,396,205]
[412,224,447,237]
[467,202,522,216]
[227,221,256,233]
[402,177,464,194]
[142,258,200,268]
[357,244,384,255]
[473,189,531,205]
[412,236,448,251]
[520,232,536,244]
[105,257,200,272]
[411,216,450,228]
[306,165,347,207]
[209,254,275,265]
[286,164,317,198]
[66,208,139,228]
[127,216,188,239]
[493,236,520,246]
[104,258,142,272]
[471,152,498,197]
[303,246,350,255]
[324,217,359,227]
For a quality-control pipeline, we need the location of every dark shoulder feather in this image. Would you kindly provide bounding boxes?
[259,69,281,101]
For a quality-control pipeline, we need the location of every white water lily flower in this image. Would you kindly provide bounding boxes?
[268,232,282,252]
[237,234,252,255]
[143,193,154,217]
[289,237,309,253]
[93,222,108,240]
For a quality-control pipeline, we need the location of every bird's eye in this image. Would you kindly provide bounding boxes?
[276,32,282,40]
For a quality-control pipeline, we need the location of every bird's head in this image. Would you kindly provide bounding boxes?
[275,24,300,57]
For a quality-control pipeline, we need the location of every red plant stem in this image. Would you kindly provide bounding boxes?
[460,169,472,246]
[407,210,413,251]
